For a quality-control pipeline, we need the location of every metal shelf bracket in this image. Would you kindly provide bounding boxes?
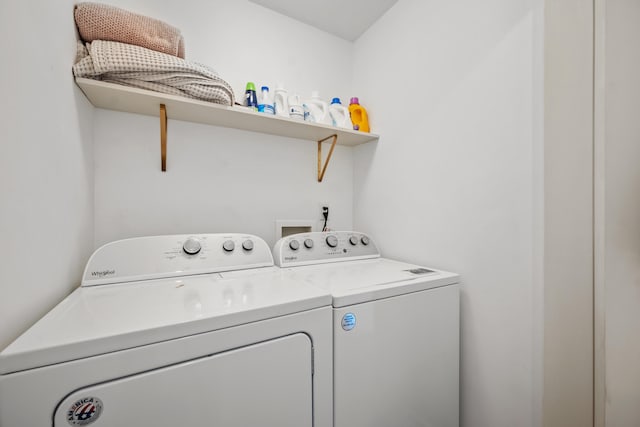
[160,104,167,171]
[317,134,338,182]
[157,106,340,180]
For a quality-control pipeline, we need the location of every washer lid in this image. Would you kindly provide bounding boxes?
[0,268,331,375]
[285,258,460,307]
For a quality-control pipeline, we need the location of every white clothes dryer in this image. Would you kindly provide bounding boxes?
[273,231,460,427]
[0,234,333,427]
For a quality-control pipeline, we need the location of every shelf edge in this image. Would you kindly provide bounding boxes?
[75,78,379,147]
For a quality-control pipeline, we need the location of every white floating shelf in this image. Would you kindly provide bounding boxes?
[75,78,379,146]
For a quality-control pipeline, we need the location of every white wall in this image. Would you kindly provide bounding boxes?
[93,112,354,246]
[598,1,640,425]
[93,0,355,247]
[0,1,94,349]
[352,1,538,426]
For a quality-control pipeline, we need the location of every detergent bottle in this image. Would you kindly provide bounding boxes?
[329,98,351,129]
[244,82,258,111]
[303,91,332,125]
[257,86,275,114]
[288,94,304,120]
[274,84,289,117]
[348,97,370,132]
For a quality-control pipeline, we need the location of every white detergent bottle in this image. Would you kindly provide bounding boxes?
[288,94,304,121]
[274,84,289,118]
[257,86,275,114]
[329,97,351,129]
[303,91,332,125]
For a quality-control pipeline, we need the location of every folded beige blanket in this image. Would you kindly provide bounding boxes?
[74,41,234,106]
[75,2,185,59]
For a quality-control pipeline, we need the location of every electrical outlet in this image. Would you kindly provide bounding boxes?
[318,203,331,220]
[319,203,331,232]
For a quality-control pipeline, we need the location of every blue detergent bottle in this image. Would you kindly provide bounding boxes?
[245,82,258,111]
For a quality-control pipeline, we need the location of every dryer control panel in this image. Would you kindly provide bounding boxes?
[273,231,380,267]
[82,234,273,286]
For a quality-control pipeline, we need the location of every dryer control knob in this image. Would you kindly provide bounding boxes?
[360,236,370,246]
[242,240,254,251]
[222,240,235,252]
[326,235,338,248]
[304,239,314,249]
[289,240,300,251]
[349,236,359,246]
[183,238,202,255]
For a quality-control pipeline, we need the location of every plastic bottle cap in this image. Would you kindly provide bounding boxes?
[331,98,341,104]
[350,97,359,105]
[261,86,269,91]
[246,82,256,91]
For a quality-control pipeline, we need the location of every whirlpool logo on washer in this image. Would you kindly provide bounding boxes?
[67,397,103,425]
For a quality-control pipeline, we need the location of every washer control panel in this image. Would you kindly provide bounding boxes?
[82,234,273,287]
[273,231,380,267]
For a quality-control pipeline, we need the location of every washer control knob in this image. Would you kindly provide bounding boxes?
[183,238,202,255]
[360,236,370,246]
[222,240,235,252]
[326,235,338,248]
[242,240,254,251]
[349,236,359,246]
[304,239,314,249]
[289,240,300,251]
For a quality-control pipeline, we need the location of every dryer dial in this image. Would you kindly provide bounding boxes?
[222,240,235,252]
[182,238,202,255]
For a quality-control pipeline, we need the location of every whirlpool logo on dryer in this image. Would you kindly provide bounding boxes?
[91,269,115,277]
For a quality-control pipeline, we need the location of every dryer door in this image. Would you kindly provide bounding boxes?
[54,333,313,427]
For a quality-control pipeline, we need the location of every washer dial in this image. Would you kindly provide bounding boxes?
[326,235,338,248]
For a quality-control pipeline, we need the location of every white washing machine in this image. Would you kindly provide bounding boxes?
[273,231,460,427]
[0,233,333,427]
